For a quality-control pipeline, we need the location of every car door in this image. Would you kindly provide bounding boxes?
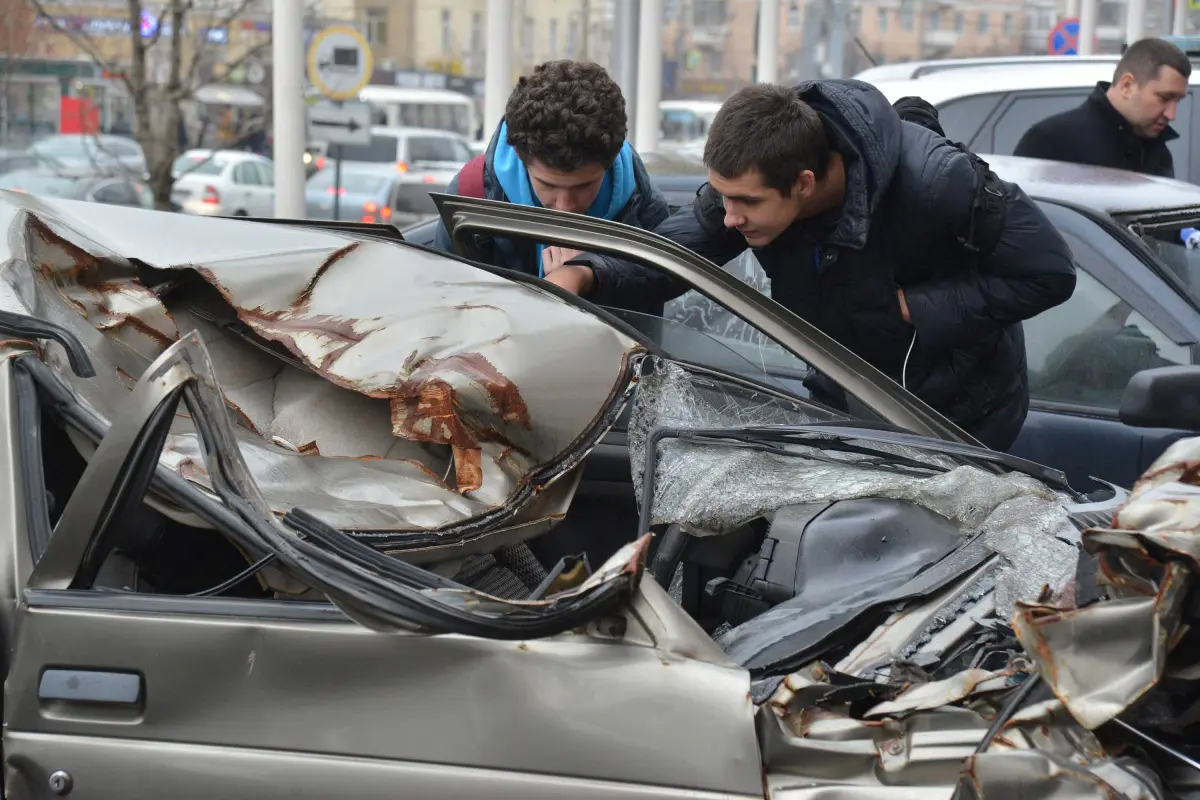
[0,323,762,796]
[1007,200,1200,489]
[229,161,262,216]
[252,159,275,216]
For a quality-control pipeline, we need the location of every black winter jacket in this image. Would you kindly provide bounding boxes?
[1013,82,1178,178]
[584,80,1078,451]
[432,123,670,275]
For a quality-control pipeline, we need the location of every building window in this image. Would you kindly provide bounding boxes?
[1003,12,1014,33]
[978,12,990,33]
[900,6,914,30]
[523,16,534,60]
[568,17,579,57]
[693,0,726,27]
[365,7,387,46]
[928,10,939,29]
[878,7,888,30]
[788,5,800,28]
[441,8,452,54]
[471,12,483,53]
[549,18,558,57]
[954,11,964,31]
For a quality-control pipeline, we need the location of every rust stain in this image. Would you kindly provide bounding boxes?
[244,311,372,375]
[391,353,532,493]
[298,440,321,456]
[294,243,359,309]
[516,642,529,651]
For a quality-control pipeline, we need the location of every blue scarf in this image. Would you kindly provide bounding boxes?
[491,121,637,277]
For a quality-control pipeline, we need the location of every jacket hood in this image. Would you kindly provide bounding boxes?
[794,79,903,249]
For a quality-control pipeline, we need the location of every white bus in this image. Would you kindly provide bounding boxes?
[358,87,480,145]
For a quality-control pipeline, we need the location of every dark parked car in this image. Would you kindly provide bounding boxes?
[403,154,1200,490]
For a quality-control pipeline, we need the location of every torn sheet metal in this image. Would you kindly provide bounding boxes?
[0,193,643,535]
[1011,437,1200,731]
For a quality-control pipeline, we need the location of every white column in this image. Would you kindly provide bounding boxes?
[757,0,781,83]
[1125,0,1146,45]
[612,0,640,139]
[272,0,306,218]
[635,0,663,154]
[1079,0,1097,54]
[485,0,514,135]
[1173,0,1188,35]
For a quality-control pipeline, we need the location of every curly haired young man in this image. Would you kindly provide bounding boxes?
[433,60,668,280]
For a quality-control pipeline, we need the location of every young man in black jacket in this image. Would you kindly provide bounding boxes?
[1014,37,1190,178]
[545,80,1077,451]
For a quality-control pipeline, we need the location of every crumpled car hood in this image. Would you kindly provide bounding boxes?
[0,193,644,544]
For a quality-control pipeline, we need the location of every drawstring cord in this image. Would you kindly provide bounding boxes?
[901,329,917,391]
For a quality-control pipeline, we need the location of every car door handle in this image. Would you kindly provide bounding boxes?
[39,669,142,705]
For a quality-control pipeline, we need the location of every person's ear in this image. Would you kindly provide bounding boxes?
[793,170,817,199]
[1117,72,1139,95]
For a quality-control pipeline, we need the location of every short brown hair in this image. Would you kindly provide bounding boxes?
[1116,37,1192,84]
[504,60,626,172]
[703,84,830,195]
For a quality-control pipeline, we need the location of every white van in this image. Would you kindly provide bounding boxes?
[358,87,479,146]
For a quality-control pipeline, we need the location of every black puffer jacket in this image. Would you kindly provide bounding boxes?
[585,80,1077,450]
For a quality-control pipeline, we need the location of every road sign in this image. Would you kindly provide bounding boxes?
[306,25,373,100]
[308,99,372,146]
[1048,17,1080,56]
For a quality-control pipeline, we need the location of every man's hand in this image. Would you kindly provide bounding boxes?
[897,288,912,324]
[542,246,584,275]
[542,246,594,296]
[544,264,595,296]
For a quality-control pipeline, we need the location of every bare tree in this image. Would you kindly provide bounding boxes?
[0,0,38,146]
[29,0,272,208]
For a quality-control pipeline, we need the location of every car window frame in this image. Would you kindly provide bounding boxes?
[984,88,1093,155]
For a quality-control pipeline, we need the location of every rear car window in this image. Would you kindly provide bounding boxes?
[0,172,80,197]
[174,155,227,176]
[934,93,1004,148]
[337,134,401,163]
[406,137,461,163]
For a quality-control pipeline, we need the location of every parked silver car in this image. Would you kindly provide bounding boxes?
[0,189,1196,798]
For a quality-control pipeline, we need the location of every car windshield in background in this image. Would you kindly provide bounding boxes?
[1131,213,1200,308]
[0,171,80,197]
[173,155,228,177]
[337,135,400,163]
[308,168,391,195]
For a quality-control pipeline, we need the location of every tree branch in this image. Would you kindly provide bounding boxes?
[27,0,132,92]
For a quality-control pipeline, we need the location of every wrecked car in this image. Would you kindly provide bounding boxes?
[0,188,1197,799]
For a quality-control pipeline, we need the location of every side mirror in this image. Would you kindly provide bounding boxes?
[1118,366,1200,430]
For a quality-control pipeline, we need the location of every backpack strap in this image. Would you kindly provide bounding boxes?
[956,148,1008,257]
[456,154,487,198]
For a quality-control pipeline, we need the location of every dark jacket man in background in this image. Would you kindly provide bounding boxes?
[546,81,1078,450]
[433,60,668,278]
[1014,37,1190,178]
